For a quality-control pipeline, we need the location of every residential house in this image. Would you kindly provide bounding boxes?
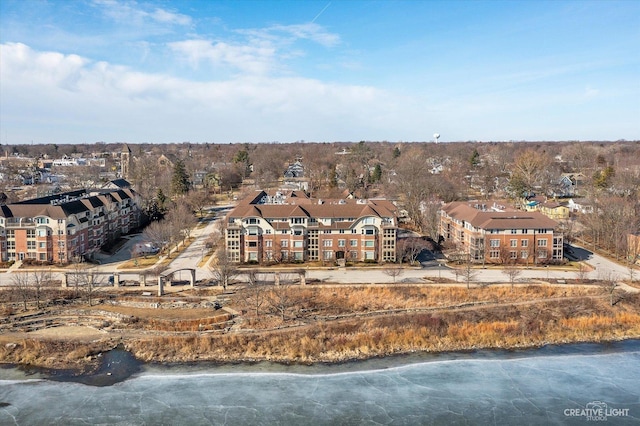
[539,201,569,220]
[225,190,398,263]
[567,198,595,214]
[553,173,588,197]
[440,202,563,264]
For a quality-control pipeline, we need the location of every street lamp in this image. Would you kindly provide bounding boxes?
[437,259,446,280]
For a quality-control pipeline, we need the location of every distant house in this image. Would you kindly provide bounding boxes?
[102,179,132,190]
[284,160,305,178]
[553,173,588,197]
[539,202,569,220]
[157,154,177,169]
[567,198,594,214]
[282,160,309,191]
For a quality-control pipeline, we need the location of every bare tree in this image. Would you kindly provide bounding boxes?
[383,264,404,283]
[267,282,295,322]
[10,272,32,311]
[397,237,429,265]
[31,269,53,309]
[143,219,173,257]
[575,263,589,283]
[210,249,239,290]
[599,270,619,307]
[186,190,210,218]
[462,253,478,289]
[80,268,103,307]
[166,202,198,243]
[502,263,522,290]
[420,199,442,242]
[245,271,268,317]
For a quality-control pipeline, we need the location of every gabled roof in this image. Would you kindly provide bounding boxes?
[442,202,558,230]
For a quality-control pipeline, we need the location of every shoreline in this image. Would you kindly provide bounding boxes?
[3,336,639,386]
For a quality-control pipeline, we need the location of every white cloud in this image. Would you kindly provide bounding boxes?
[168,39,276,75]
[92,0,192,27]
[0,43,411,143]
[239,22,340,48]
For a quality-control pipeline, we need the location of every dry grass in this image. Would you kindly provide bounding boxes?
[125,294,640,364]
[3,285,639,370]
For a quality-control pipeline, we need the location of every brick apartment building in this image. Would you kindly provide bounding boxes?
[225,190,398,263]
[440,202,563,264]
[0,184,140,263]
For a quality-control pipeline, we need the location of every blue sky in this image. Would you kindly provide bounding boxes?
[1,0,638,144]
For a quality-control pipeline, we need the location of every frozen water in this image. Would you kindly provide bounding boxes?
[1,341,639,425]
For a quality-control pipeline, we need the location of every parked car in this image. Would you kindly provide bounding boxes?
[133,242,160,256]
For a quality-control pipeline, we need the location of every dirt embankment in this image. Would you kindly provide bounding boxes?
[1,284,639,372]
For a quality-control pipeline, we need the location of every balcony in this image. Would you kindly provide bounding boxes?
[5,219,36,228]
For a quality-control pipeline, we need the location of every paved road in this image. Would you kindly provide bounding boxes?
[1,223,637,293]
[165,205,233,281]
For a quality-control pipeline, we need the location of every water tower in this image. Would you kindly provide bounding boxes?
[433,133,440,144]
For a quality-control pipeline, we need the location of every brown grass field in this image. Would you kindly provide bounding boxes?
[1,283,639,371]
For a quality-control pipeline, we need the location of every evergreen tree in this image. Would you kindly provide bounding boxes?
[171,159,190,195]
[372,164,382,182]
[470,149,480,167]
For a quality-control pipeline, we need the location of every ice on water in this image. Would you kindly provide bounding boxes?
[1,344,639,425]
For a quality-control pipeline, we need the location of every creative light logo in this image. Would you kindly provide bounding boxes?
[564,401,630,422]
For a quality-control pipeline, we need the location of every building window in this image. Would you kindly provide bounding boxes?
[364,241,374,247]
[323,251,333,260]
[293,241,303,248]
[247,218,259,224]
[350,251,358,260]
[323,230,332,234]
[511,229,517,234]
[281,240,288,247]
[338,239,346,247]
[490,239,500,247]
[521,250,528,259]
[281,230,288,234]
[364,229,374,235]
[323,240,333,247]
[352,229,357,234]
[350,239,358,247]
[538,249,547,258]
[265,240,272,247]
[521,240,528,247]
[265,229,271,234]
[510,239,517,247]
[291,218,304,224]
[490,250,500,258]
[364,251,375,260]
[510,251,517,259]
[248,241,257,247]
[538,239,547,247]
[27,229,36,238]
